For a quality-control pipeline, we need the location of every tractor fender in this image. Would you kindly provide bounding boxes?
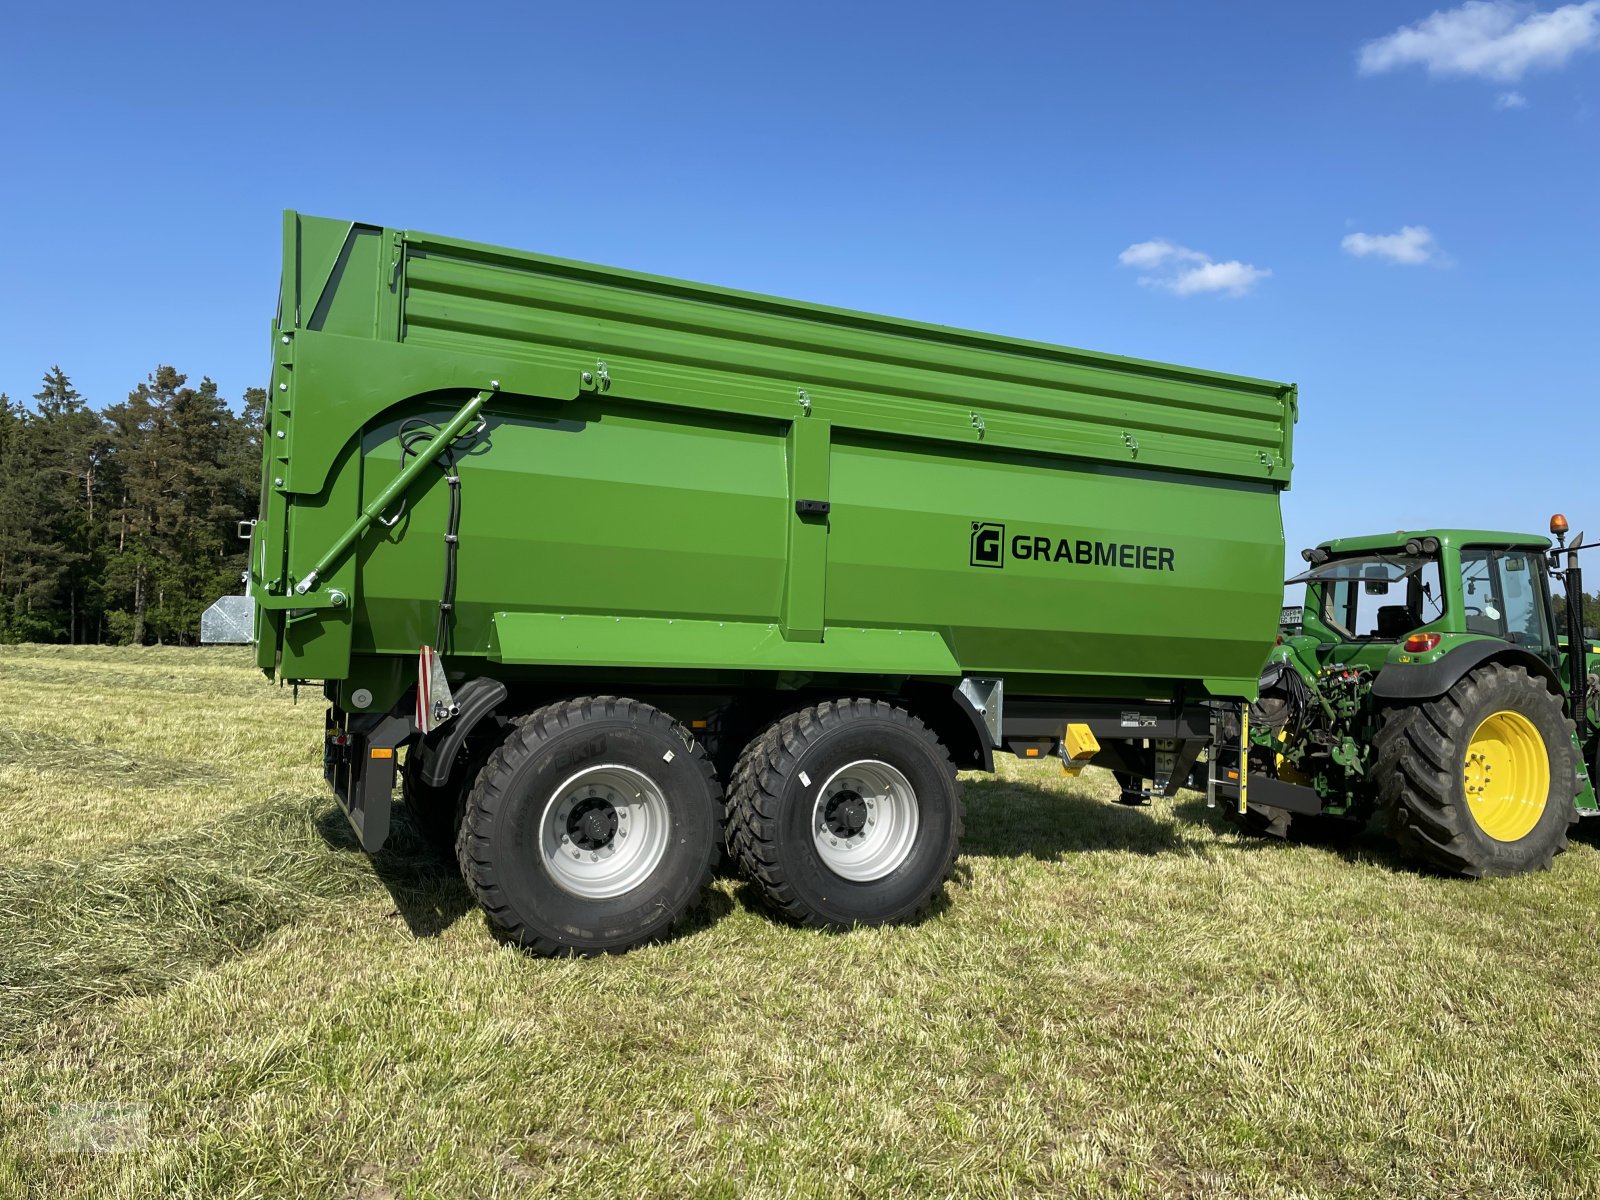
[1371,641,1562,702]
[418,677,508,787]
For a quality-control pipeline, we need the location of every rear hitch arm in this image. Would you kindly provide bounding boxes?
[293,387,493,595]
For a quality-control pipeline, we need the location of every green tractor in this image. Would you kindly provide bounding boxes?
[1218,518,1600,876]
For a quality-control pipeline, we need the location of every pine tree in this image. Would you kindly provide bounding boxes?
[0,392,27,637]
[103,368,173,644]
[101,367,260,645]
[32,367,106,643]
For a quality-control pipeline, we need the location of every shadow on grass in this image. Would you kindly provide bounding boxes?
[1568,815,1600,850]
[962,776,1191,860]
[319,802,740,950]
[315,803,474,939]
[1170,793,1417,873]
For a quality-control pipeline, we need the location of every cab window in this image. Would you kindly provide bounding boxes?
[1309,555,1444,640]
[1458,547,1554,655]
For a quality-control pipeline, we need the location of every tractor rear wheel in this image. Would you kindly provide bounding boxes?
[727,699,962,929]
[1373,662,1575,877]
[456,696,720,955]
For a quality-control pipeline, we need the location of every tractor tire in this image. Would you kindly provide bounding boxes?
[727,699,963,929]
[1372,662,1576,877]
[455,696,720,955]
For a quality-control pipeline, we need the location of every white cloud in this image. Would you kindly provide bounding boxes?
[1359,1,1600,82]
[1496,88,1530,105]
[1117,239,1206,270]
[1166,261,1273,297]
[1341,225,1449,266]
[1117,239,1270,297]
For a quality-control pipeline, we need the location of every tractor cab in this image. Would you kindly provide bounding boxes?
[1286,529,1560,678]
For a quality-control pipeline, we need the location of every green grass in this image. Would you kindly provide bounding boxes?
[5,644,1600,1198]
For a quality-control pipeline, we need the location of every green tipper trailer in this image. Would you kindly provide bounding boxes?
[250,211,1296,953]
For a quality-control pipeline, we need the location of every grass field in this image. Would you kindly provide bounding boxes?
[5,644,1600,1198]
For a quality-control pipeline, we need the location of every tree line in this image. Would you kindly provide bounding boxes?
[2,365,1596,650]
[0,367,261,645]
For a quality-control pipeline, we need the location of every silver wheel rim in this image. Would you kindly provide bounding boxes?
[540,764,671,899]
[811,759,919,881]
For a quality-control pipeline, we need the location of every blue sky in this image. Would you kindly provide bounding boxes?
[2,1,1597,572]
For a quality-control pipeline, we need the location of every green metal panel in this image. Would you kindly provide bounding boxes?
[397,233,1294,485]
[254,211,1297,703]
[783,416,830,642]
[489,613,960,676]
[1316,529,1551,554]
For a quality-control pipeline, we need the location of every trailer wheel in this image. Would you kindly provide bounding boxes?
[700,704,763,876]
[727,699,962,929]
[456,696,719,955]
[1373,662,1576,877]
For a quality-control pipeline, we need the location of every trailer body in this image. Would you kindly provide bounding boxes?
[257,214,1292,700]
[249,212,1297,949]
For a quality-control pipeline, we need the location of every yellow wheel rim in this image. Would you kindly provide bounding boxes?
[1462,710,1549,842]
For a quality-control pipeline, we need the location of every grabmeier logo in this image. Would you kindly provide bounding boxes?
[970,521,1004,568]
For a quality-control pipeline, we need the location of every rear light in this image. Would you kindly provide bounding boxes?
[1404,633,1441,653]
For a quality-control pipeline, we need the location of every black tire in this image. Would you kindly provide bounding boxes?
[401,735,492,853]
[700,704,763,875]
[727,699,962,929]
[1372,662,1576,877]
[455,696,720,955]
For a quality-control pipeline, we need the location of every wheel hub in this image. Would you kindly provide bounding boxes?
[810,760,920,882]
[541,765,667,899]
[1463,751,1493,798]
[1462,709,1548,843]
[567,796,618,850]
[823,790,870,838]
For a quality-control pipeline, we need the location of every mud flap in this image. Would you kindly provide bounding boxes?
[325,707,413,852]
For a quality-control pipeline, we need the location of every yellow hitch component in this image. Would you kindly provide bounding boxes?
[1238,705,1249,815]
[1060,723,1100,776]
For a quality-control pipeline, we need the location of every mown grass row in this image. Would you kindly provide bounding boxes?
[5,646,1600,1198]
